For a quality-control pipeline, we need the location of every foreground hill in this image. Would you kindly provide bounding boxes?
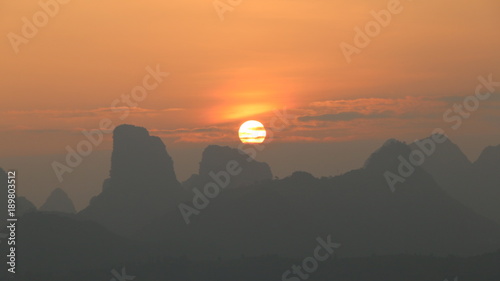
[14,250,500,281]
[0,212,145,276]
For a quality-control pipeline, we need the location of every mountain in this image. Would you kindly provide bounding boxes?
[17,196,37,216]
[79,124,188,235]
[475,144,500,164]
[472,145,500,223]
[0,212,143,277]
[138,139,500,259]
[411,136,500,223]
[183,145,273,190]
[0,169,37,229]
[40,188,76,214]
[475,144,500,176]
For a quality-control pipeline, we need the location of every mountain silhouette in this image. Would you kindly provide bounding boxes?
[183,145,273,190]
[475,144,500,176]
[0,212,143,276]
[476,144,500,163]
[363,138,410,171]
[138,138,500,259]
[17,196,37,216]
[79,124,187,235]
[411,137,500,223]
[2,129,500,280]
[0,169,37,229]
[40,188,76,214]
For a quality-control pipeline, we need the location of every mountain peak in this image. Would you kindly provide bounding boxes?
[287,171,316,182]
[183,145,273,189]
[475,144,500,168]
[40,188,76,214]
[410,135,472,172]
[79,124,185,234]
[363,138,409,170]
[110,124,179,190]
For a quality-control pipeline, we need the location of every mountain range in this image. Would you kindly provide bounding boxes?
[411,137,500,223]
[1,124,499,277]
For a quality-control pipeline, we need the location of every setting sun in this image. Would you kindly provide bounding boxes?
[238,120,267,144]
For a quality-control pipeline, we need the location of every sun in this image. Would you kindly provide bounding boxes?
[239,120,266,144]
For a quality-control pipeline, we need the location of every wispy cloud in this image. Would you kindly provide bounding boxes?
[0,107,184,119]
[307,96,446,116]
[299,111,394,122]
[151,126,223,135]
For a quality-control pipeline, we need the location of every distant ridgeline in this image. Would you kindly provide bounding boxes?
[1,124,499,279]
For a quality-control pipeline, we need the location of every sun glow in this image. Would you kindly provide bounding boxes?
[224,104,274,120]
[238,120,266,144]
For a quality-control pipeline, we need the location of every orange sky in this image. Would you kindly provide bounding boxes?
[1,0,500,209]
[1,0,499,157]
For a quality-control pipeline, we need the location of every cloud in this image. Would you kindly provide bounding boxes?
[296,96,450,124]
[307,96,446,115]
[0,107,184,119]
[439,94,500,103]
[299,111,393,122]
[3,128,71,134]
[151,127,222,135]
[148,126,237,144]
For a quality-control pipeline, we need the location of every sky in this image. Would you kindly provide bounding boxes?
[1,0,499,209]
